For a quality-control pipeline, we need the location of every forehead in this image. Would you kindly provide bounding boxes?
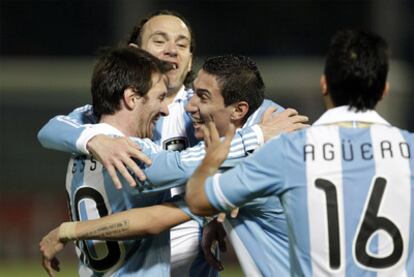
[142,15,191,39]
[148,73,168,95]
[194,69,223,99]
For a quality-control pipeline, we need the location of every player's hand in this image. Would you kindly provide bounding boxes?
[202,119,235,171]
[39,227,66,277]
[87,135,152,189]
[201,218,227,271]
[216,208,239,223]
[259,107,309,142]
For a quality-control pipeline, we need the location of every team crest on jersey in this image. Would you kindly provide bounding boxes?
[163,137,188,151]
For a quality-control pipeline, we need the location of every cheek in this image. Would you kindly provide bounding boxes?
[144,46,163,58]
[213,112,231,135]
[199,106,212,119]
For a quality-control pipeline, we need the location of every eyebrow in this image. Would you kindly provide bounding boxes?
[196,88,211,98]
[149,31,190,42]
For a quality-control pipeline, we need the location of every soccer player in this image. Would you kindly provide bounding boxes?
[41,47,286,277]
[39,54,309,276]
[57,46,194,277]
[186,30,414,276]
[38,10,203,276]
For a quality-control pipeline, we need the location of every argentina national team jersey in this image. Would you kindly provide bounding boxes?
[218,99,291,277]
[38,91,265,276]
[66,155,171,277]
[205,106,414,276]
[152,86,199,150]
[149,87,211,277]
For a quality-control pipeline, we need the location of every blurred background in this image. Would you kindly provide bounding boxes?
[1,0,413,275]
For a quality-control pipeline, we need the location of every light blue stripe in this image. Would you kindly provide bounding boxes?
[401,130,414,276]
[284,130,311,276]
[339,127,376,277]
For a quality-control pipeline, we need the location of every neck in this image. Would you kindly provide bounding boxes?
[100,112,137,137]
[323,94,335,110]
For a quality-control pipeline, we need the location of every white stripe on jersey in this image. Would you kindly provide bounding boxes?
[66,158,127,276]
[306,126,346,277]
[157,86,192,148]
[358,125,410,276]
[57,115,85,127]
[212,174,235,210]
[222,219,262,277]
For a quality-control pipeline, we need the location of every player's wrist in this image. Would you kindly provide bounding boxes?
[59,222,78,242]
[198,161,220,176]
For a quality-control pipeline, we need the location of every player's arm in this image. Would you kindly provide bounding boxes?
[138,122,263,193]
[37,105,151,188]
[184,121,236,215]
[186,122,287,215]
[37,104,97,153]
[89,108,306,192]
[40,203,191,277]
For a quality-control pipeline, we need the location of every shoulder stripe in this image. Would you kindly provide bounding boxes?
[213,173,236,210]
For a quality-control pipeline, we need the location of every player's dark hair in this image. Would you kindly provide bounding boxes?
[324,29,389,111]
[91,46,172,119]
[128,10,195,87]
[202,55,265,121]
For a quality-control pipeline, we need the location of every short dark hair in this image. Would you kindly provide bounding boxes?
[91,46,172,119]
[128,10,195,87]
[324,30,389,111]
[202,55,265,120]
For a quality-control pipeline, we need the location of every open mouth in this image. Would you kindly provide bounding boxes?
[171,62,179,70]
[190,116,204,126]
[163,60,179,70]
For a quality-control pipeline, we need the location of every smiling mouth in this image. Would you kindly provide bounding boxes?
[190,116,204,126]
[163,61,179,70]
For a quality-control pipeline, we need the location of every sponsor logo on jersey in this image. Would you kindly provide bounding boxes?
[163,137,188,151]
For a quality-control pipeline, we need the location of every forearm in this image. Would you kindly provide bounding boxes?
[59,203,190,241]
[186,161,218,216]
[37,105,96,154]
[38,115,86,153]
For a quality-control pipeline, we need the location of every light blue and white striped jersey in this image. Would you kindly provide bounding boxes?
[67,154,173,277]
[64,121,260,276]
[152,87,199,149]
[205,106,414,276]
[37,90,264,276]
[217,99,290,277]
[38,87,210,276]
[150,87,209,277]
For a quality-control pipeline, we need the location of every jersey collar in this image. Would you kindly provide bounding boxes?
[313,105,390,126]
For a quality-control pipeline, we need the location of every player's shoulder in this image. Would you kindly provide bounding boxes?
[270,126,309,144]
[129,137,157,148]
[372,124,414,140]
[261,98,285,111]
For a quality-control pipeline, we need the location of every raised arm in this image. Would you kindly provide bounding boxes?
[185,119,291,215]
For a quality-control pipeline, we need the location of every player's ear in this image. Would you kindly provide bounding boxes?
[320,75,335,109]
[320,75,328,96]
[123,88,140,110]
[381,82,390,100]
[231,101,249,121]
